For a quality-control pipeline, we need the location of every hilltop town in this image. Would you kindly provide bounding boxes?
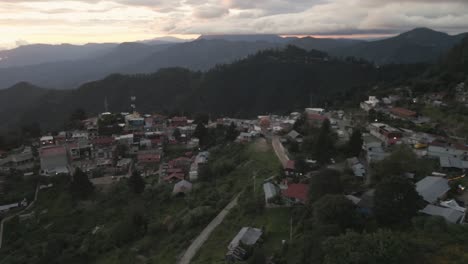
[0,79,467,263]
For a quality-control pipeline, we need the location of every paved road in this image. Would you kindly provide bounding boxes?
[0,184,39,249]
[272,136,290,167]
[178,193,241,264]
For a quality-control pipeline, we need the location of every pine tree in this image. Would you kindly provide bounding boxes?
[347,129,363,157]
[70,168,94,200]
[128,170,145,194]
[314,119,335,164]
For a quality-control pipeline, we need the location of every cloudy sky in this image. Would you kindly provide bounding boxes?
[1,0,468,49]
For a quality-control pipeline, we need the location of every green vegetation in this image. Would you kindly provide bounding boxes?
[0,140,280,264]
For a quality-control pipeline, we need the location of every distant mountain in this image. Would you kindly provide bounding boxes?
[0,28,464,90]
[0,43,118,68]
[0,42,175,89]
[0,39,282,89]
[333,28,467,64]
[288,37,364,52]
[126,39,283,73]
[198,34,287,43]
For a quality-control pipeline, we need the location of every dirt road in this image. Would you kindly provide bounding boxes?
[272,136,290,167]
[178,193,241,264]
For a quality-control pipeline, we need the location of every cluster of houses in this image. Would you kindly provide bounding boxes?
[0,111,214,196]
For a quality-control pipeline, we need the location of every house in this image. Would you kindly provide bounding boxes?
[163,172,185,183]
[360,96,380,112]
[368,123,403,146]
[416,176,450,204]
[346,157,366,178]
[189,152,209,181]
[287,130,303,143]
[362,134,389,163]
[306,113,328,126]
[115,134,134,145]
[40,136,55,146]
[428,141,468,170]
[168,157,192,170]
[0,199,27,214]
[282,183,309,204]
[389,107,417,120]
[173,180,193,195]
[420,204,465,224]
[39,146,70,176]
[171,116,188,127]
[137,153,161,168]
[263,182,280,205]
[284,160,297,176]
[226,227,263,262]
[115,158,132,176]
[0,147,35,171]
[305,108,325,115]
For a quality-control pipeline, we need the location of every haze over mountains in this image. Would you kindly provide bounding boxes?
[0,28,465,90]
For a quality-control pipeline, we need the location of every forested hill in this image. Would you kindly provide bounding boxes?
[1,46,427,133]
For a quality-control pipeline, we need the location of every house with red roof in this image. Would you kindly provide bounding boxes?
[39,146,70,176]
[282,183,309,204]
[306,113,328,126]
[284,160,298,176]
[389,107,417,119]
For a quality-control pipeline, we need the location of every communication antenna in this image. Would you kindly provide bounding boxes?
[130,96,136,113]
[104,96,109,112]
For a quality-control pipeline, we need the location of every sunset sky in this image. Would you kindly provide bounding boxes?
[1,0,468,49]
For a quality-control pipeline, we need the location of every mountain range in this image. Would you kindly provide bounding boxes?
[0,28,465,90]
[0,45,432,136]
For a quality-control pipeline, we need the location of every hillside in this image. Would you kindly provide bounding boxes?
[333,28,467,64]
[0,46,428,135]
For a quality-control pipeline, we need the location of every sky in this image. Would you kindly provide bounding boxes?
[1,0,468,49]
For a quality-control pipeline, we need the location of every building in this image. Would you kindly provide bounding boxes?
[428,141,468,170]
[287,130,303,143]
[226,227,263,262]
[362,134,389,163]
[189,152,209,181]
[368,123,403,146]
[40,136,55,146]
[173,180,193,195]
[416,176,450,204]
[39,146,70,176]
[282,183,309,204]
[263,182,279,205]
[284,160,297,176]
[360,96,380,112]
[346,157,366,178]
[420,204,465,224]
[389,107,417,119]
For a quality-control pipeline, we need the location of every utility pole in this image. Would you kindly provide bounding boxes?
[253,171,257,194]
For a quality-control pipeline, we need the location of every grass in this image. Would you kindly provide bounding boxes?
[1,139,282,264]
[191,139,290,264]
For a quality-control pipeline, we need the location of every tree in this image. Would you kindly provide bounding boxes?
[173,128,182,141]
[372,145,434,183]
[309,169,343,202]
[374,176,424,227]
[347,129,363,157]
[128,170,145,194]
[314,194,358,230]
[322,230,417,264]
[314,119,336,164]
[193,122,208,146]
[226,122,239,141]
[249,247,266,264]
[70,168,94,200]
